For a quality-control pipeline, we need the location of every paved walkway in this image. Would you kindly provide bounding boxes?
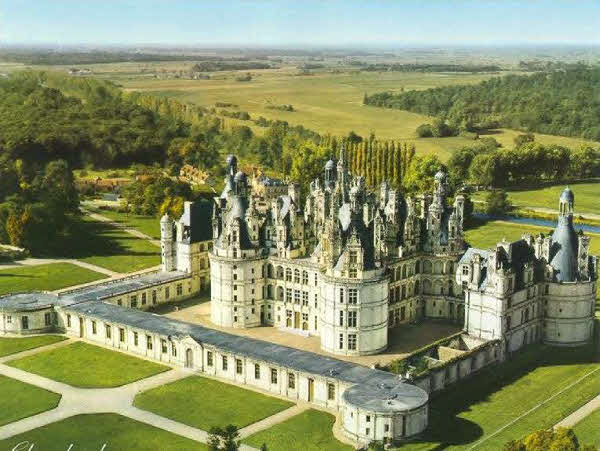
[238,404,309,438]
[554,393,600,428]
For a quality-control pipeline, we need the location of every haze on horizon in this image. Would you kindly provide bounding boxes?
[2,0,599,48]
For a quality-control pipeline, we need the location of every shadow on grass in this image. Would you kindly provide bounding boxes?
[36,218,156,260]
[398,344,598,449]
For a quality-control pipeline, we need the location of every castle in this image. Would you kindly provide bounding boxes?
[0,152,596,445]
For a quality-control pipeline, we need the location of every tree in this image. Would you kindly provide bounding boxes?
[416,123,433,138]
[504,427,596,451]
[208,425,241,451]
[402,155,444,193]
[485,190,512,217]
[513,132,535,148]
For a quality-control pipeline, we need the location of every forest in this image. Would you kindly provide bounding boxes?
[364,65,600,140]
[360,63,502,73]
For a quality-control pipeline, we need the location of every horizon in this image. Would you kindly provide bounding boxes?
[2,0,599,47]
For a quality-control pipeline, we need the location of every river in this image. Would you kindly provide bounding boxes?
[473,213,600,235]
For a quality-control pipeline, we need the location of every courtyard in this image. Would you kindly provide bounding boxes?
[0,335,66,357]
[159,295,462,367]
[0,374,61,427]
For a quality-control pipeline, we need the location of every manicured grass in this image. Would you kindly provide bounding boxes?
[573,408,600,448]
[49,216,160,273]
[87,207,161,239]
[134,375,294,430]
[0,413,207,451]
[472,180,600,216]
[465,220,600,255]
[0,374,61,426]
[0,335,66,357]
[396,344,600,450]
[0,262,107,295]
[7,341,169,388]
[244,408,352,451]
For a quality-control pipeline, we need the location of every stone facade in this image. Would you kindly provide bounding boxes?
[456,187,597,354]
[210,152,467,356]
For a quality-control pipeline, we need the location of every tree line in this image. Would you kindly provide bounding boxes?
[361,63,502,73]
[364,65,600,140]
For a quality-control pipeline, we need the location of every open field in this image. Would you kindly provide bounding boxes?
[0,374,61,426]
[472,180,600,216]
[86,206,161,239]
[0,335,67,357]
[573,408,600,447]
[134,375,294,430]
[244,408,352,451]
[0,262,107,295]
[0,413,206,451]
[396,344,600,450]
[52,217,160,273]
[114,69,598,161]
[7,341,169,388]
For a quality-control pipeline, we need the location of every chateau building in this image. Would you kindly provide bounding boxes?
[0,152,596,445]
[210,151,467,356]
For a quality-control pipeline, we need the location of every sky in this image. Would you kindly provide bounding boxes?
[1,0,599,47]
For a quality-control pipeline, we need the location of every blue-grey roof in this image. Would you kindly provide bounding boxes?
[550,217,579,282]
[560,187,574,203]
[59,271,188,305]
[179,200,213,243]
[343,380,428,413]
[63,300,428,411]
[0,292,58,312]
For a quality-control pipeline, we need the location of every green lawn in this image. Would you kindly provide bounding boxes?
[0,413,207,451]
[87,206,161,239]
[395,344,600,450]
[244,408,352,451]
[573,408,600,448]
[472,180,600,216]
[0,335,67,357]
[134,375,294,430]
[0,374,61,426]
[0,262,107,295]
[7,341,169,388]
[47,216,160,273]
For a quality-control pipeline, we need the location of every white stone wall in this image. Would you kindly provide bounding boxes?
[0,308,54,335]
[98,277,194,311]
[342,404,428,442]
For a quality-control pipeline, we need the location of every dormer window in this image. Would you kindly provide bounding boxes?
[349,250,358,264]
[462,265,469,276]
[349,268,357,278]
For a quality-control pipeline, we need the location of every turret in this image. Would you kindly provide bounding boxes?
[160,214,175,272]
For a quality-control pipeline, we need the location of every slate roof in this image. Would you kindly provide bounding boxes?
[550,217,579,282]
[63,300,428,412]
[0,292,59,312]
[179,200,213,243]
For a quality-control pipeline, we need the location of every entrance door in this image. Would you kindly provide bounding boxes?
[308,378,314,402]
[79,317,84,338]
[185,348,193,368]
[294,312,300,329]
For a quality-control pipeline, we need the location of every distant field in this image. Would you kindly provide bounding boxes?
[114,69,597,161]
[472,181,600,216]
[0,262,107,295]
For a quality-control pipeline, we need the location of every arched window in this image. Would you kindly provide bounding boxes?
[423,260,432,274]
[277,287,284,301]
[302,271,308,285]
[267,264,274,278]
[402,266,407,279]
[286,268,292,282]
[294,269,300,283]
[415,280,420,294]
[396,267,402,280]
[434,261,443,275]
[276,266,284,279]
[267,285,273,299]
[433,280,442,295]
[415,261,421,274]
[423,279,432,295]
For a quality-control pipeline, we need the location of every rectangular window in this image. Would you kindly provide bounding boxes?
[339,333,344,349]
[207,351,213,366]
[462,265,469,276]
[176,283,183,296]
[236,359,243,375]
[152,290,157,304]
[134,332,139,346]
[271,368,278,384]
[302,291,309,306]
[119,328,125,342]
[141,293,147,305]
[339,310,344,326]
[171,343,177,356]
[22,316,29,330]
[67,314,71,327]
[165,287,170,299]
[349,250,357,264]
[131,295,138,308]
[286,288,292,302]
[349,268,357,278]
[348,334,357,350]
[366,415,371,422]
[348,311,357,327]
[105,324,112,339]
[339,288,344,303]
[91,321,97,334]
[117,299,122,306]
[6,315,11,324]
[254,363,260,379]
[161,339,167,354]
[294,289,300,304]
[328,383,335,400]
[44,312,52,326]
[288,373,296,389]
[222,355,228,371]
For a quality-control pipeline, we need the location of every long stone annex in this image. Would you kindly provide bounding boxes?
[0,152,596,447]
